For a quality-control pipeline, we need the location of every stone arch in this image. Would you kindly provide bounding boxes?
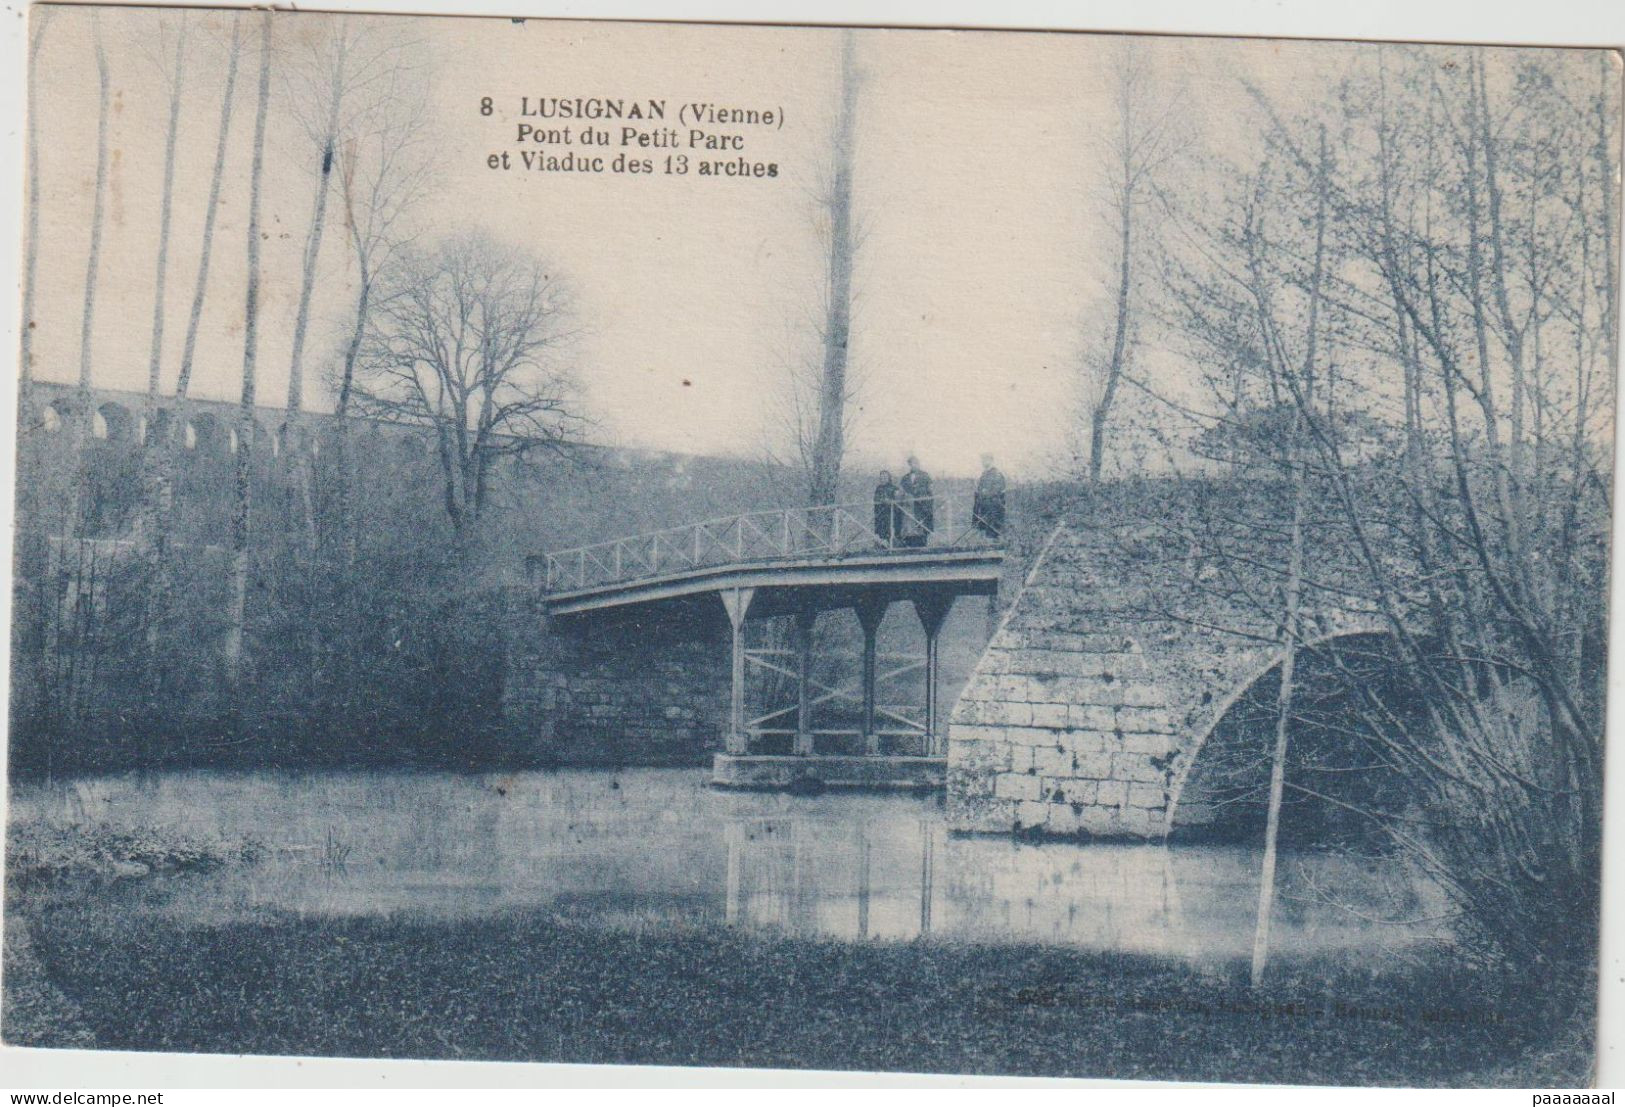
[944,501,1413,843]
[255,420,280,458]
[312,418,347,461]
[1164,629,1419,842]
[41,399,70,433]
[185,413,225,454]
[91,402,135,442]
[145,408,173,447]
[279,422,310,457]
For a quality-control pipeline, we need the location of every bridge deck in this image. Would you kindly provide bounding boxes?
[543,546,1003,616]
[537,494,1004,616]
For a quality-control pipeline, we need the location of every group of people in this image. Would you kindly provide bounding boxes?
[872,454,1006,548]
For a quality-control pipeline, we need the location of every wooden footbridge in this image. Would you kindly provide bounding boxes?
[532,496,1006,788]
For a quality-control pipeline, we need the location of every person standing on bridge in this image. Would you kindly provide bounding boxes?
[874,470,902,548]
[972,453,1007,540]
[898,455,934,548]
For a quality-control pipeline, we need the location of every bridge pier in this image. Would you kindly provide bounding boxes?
[534,534,1002,790]
[708,580,980,790]
[912,593,955,756]
[854,596,886,755]
[722,587,755,755]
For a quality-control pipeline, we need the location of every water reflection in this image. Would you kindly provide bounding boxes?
[11,768,1446,964]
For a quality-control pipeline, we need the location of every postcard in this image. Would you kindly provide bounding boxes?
[3,3,1619,1087]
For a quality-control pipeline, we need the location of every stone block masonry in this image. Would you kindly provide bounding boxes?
[946,509,1282,840]
[503,591,730,766]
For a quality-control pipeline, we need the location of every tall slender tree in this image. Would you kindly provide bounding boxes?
[224,13,273,684]
[333,62,434,566]
[1081,42,1183,483]
[284,29,349,416]
[807,30,859,508]
[18,8,55,393]
[131,13,191,678]
[281,22,411,614]
[134,12,189,556]
[282,22,404,414]
[1249,128,1329,988]
[173,15,243,404]
[143,15,189,408]
[146,15,242,693]
[62,9,112,542]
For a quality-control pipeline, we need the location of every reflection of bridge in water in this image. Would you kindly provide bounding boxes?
[535,497,1006,789]
[718,810,1444,959]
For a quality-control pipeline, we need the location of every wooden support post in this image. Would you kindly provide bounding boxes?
[853,594,888,756]
[912,592,954,756]
[856,826,871,939]
[918,818,935,936]
[926,631,941,754]
[793,605,817,756]
[720,587,755,754]
[725,820,742,925]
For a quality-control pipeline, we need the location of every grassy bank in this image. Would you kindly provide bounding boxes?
[13,898,1593,1085]
[5,820,265,886]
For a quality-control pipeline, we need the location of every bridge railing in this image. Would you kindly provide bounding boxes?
[540,494,992,592]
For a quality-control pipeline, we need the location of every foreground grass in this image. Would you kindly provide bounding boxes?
[10,897,1593,1085]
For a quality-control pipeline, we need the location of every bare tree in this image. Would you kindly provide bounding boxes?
[224,13,274,683]
[1080,41,1183,483]
[282,21,418,414]
[332,51,434,415]
[75,8,111,405]
[807,30,860,508]
[139,14,190,407]
[302,49,437,701]
[282,23,347,415]
[143,14,242,694]
[128,11,191,677]
[1165,45,1615,975]
[330,59,435,565]
[1247,129,1331,987]
[173,15,243,403]
[273,23,428,685]
[355,231,583,548]
[18,7,55,391]
[62,9,112,541]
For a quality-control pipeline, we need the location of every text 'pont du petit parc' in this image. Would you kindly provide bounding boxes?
[482,97,785,179]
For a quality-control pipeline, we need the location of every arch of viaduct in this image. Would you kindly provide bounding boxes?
[945,513,1387,841]
[19,380,436,462]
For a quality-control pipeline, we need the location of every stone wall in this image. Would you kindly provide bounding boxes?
[504,593,731,766]
[945,482,1379,841]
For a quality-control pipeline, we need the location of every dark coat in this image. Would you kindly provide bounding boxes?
[899,468,934,539]
[973,466,1006,537]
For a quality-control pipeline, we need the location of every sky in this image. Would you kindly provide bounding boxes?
[19,8,1611,478]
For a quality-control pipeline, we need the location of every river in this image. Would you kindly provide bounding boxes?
[8,767,1448,964]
